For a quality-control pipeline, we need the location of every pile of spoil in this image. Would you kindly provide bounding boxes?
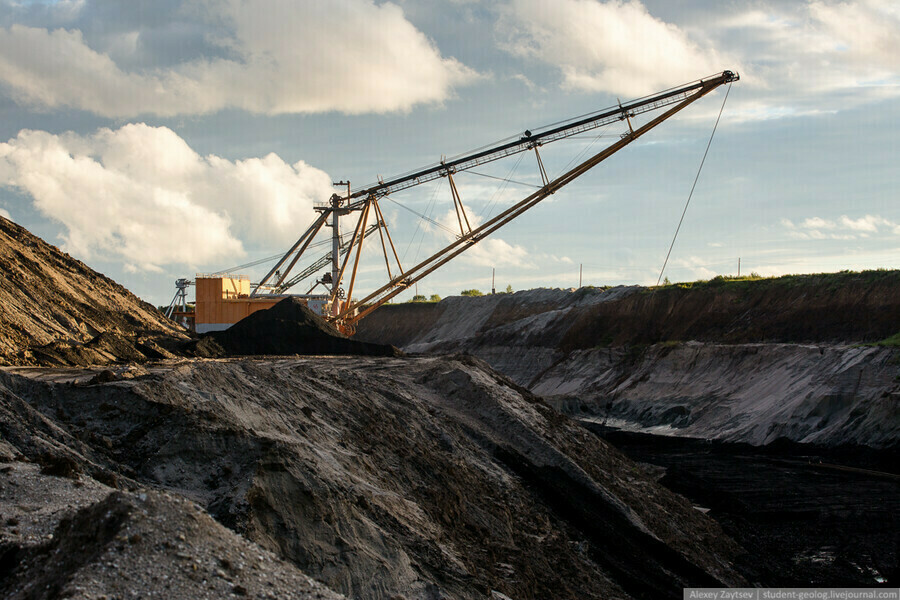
[0,216,187,367]
[0,355,745,599]
[190,298,402,358]
[0,458,345,600]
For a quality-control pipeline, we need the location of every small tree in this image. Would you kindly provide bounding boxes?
[409,294,427,302]
[505,284,513,294]
[460,289,483,297]
[429,294,441,302]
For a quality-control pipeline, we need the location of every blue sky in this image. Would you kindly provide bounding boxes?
[0,0,897,305]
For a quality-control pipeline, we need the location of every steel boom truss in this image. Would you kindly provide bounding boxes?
[253,70,738,332]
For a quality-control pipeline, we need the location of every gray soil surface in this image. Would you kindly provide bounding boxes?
[0,461,345,600]
[355,286,900,588]
[1,355,747,599]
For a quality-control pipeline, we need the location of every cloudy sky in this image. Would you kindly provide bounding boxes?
[0,0,897,305]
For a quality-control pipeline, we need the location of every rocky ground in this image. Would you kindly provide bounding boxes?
[0,460,345,600]
[0,216,187,367]
[1,355,747,599]
[355,284,899,588]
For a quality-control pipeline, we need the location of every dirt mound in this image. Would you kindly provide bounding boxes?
[0,357,745,598]
[193,297,401,357]
[0,465,346,600]
[0,216,187,367]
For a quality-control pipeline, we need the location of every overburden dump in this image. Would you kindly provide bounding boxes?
[190,297,402,358]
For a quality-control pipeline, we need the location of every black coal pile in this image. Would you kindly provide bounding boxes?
[191,298,402,358]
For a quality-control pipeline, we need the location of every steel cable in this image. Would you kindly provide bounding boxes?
[656,82,733,286]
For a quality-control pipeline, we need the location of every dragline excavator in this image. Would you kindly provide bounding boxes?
[183,70,738,335]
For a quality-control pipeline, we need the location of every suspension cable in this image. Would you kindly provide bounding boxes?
[656,82,733,286]
[465,169,541,189]
[480,151,527,220]
[400,177,445,262]
[553,121,614,180]
[385,194,459,238]
[214,228,358,275]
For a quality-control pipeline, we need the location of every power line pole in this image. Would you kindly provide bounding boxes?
[579,264,583,288]
[491,268,496,294]
[738,257,741,278]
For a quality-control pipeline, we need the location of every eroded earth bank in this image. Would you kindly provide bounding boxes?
[356,280,900,586]
[356,278,900,448]
[2,356,746,599]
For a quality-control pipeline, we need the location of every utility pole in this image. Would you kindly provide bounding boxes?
[738,257,741,278]
[579,264,583,288]
[491,268,496,294]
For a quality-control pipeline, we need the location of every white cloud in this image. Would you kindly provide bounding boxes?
[0,0,479,117]
[497,0,900,120]
[782,213,900,241]
[711,0,900,116]
[808,0,900,73]
[496,0,725,97]
[839,214,892,233]
[669,255,717,280]
[469,236,530,268]
[510,73,538,91]
[435,207,529,268]
[0,124,334,271]
[801,217,837,230]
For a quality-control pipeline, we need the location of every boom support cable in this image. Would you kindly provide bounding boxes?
[480,152,526,220]
[466,169,540,189]
[386,193,458,239]
[656,82,733,287]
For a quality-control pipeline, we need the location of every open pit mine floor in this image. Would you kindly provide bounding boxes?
[584,425,899,587]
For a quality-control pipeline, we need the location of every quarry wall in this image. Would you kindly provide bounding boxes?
[355,274,900,448]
